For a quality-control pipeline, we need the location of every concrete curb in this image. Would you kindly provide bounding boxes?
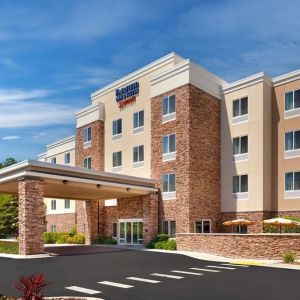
[143,248,300,270]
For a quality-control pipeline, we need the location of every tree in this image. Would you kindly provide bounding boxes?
[0,158,19,238]
[0,157,18,169]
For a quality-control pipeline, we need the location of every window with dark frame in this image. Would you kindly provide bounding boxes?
[133,145,144,163]
[112,151,122,167]
[233,97,248,118]
[113,119,122,136]
[83,127,92,143]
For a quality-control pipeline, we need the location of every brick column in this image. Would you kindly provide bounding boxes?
[143,192,158,244]
[83,200,99,245]
[18,178,45,255]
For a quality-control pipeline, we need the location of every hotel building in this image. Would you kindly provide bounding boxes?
[37,52,300,244]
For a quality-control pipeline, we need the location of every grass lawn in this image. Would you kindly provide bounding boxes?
[0,241,18,254]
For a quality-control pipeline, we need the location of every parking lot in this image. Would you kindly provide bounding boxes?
[0,248,300,300]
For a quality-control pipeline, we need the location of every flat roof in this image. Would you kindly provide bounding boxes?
[0,160,157,200]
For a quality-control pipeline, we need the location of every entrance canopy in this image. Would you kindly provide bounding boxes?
[0,160,157,200]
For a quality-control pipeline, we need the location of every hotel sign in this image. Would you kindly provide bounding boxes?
[115,82,139,109]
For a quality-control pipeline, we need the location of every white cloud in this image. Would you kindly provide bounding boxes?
[0,101,76,128]
[0,88,51,103]
[2,135,20,140]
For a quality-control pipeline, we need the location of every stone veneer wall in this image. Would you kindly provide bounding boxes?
[176,233,300,259]
[46,213,76,232]
[18,178,46,255]
[75,119,104,171]
[221,211,272,233]
[151,83,221,233]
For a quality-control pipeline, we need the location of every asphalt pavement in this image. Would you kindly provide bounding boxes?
[0,248,300,300]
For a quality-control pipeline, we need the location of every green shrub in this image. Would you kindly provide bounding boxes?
[147,235,176,250]
[282,251,297,263]
[94,236,117,245]
[43,232,85,244]
[0,241,19,254]
[69,225,77,237]
[156,234,170,242]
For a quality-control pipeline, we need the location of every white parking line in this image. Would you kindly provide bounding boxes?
[221,263,249,267]
[150,273,184,279]
[190,267,220,273]
[171,270,203,276]
[126,277,161,283]
[98,281,134,289]
[65,286,102,295]
[206,265,236,270]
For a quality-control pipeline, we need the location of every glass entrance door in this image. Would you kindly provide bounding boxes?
[119,219,143,245]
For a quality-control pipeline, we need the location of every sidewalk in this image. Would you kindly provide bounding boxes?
[144,248,300,271]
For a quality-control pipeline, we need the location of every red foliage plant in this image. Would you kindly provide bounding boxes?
[14,273,50,300]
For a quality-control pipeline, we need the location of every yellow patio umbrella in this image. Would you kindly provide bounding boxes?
[263,218,300,233]
[223,219,256,233]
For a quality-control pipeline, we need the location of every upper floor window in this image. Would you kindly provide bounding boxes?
[51,157,56,164]
[285,172,300,191]
[64,199,70,209]
[133,110,144,129]
[133,145,144,163]
[162,173,176,200]
[233,97,248,118]
[51,199,56,210]
[195,220,211,233]
[162,95,176,123]
[113,119,122,140]
[233,136,248,155]
[163,134,176,161]
[83,127,92,146]
[112,151,122,168]
[285,90,300,111]
[285,130,300,151]
[83,157,92,169]
[64,153,71,165]
[233,174,248,194]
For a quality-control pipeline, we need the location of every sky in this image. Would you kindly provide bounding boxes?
[0,0,300,161]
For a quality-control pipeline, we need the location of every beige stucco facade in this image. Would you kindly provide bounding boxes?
[36,52,300,238]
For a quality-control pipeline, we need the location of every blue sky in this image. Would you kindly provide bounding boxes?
[0,0,300,161]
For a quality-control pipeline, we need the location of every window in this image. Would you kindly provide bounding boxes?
[50,225,56,233]
[233,175,248,193]
[162,220,176,238]
[112,223,117,238]
[233,136,248,155]
[83,157,92,169]
[64,153,70,164]
[83,127,91,144]
[51,200,56,210]
[195,220,211,233]
[133,145,144,163]
[285,172,300,191]
[163,94,176,116]
[51,157,56,164]
[163,134,176,161]
[113,151,122,167]
[113,119,122,136]
[235,225,247,234]
[285,130,300,151]
[285,90,300,111]
[233,97,248,118]
[133,110,144,129]
[163,174,176,192]
[64,199,70,209]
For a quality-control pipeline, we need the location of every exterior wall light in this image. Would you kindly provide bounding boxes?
[63,180,68,185]
[97,184,102,188]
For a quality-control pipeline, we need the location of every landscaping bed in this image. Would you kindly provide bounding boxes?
[0,241,18,254]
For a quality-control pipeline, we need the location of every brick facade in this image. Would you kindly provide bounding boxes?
[75,120,104,171]
[46,213,76,232]
[18,178,46,255]
[151,84,221,234]
[176,233,300,259]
